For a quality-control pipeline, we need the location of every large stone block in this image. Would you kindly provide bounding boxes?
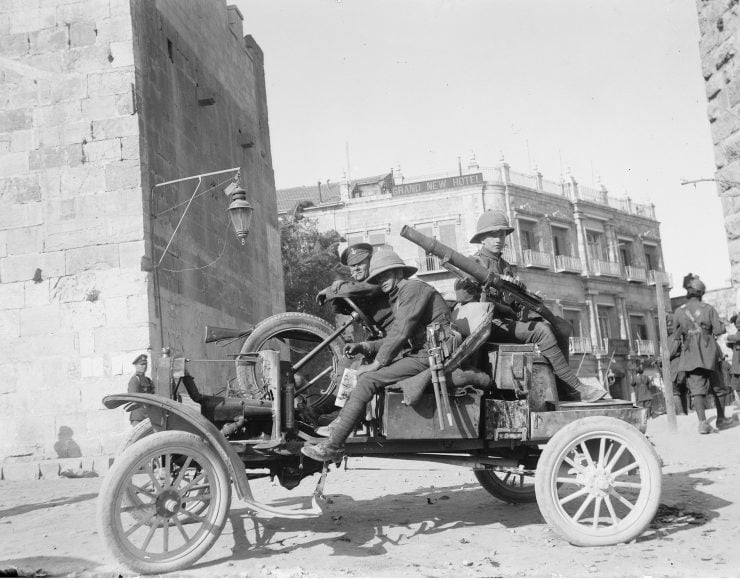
[118,239,145,269]
[33,101,84,129]
[9,129,39,153]
[20,303,61,335]
[0,108,32,133]
[0,31,28,58]
[0,309,20,339]
[9,6,55,34]
[68,21,97,48]
[48,73,89,103]
[105,159,141,191]
[106,214,145,244]
[94,323,151,352]
[59,299,106,331]
[0,174,41,204]
[56,0,111,23]
[80,356,105,378]
[58,165,106,198]
[0,249,65,283]
[28,26,68,55]
[24,277,50,306]
[93,115,139,140]
[6,225,43,255]
[87,69,135,97]
[38,120,91,148]
[110,40,134,68]
[96,16,134,43]
[81,95,117,120]
[28,145,67,171]
[45,221,108,252]
[0,151,29,178]
[0,281,25,309]
[82,138,121,163]
[65,243,120,274]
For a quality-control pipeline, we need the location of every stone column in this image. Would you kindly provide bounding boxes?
[587,290,601,351]
[616,294,629,341]
[573,209,590,274]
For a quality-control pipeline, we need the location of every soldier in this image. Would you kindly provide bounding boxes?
[458,210,606,403]
[673,273,729,433]
[302,251,451,462]
[630,364,654,418]
[727,313,740,407]
[127,354,153,425]
[666,312,688,415]
[317,242,394,335]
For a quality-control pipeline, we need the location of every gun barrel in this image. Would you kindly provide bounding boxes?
[204,325,254,344]
[400,225,489,283]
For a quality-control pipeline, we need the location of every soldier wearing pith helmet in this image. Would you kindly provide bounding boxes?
[303,250,451,462]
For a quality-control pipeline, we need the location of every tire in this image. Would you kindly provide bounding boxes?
[117,419,154,454]
[534,416,662,546]
[236,312,343,409]
[475,468,537,504]
[98,431,232,574]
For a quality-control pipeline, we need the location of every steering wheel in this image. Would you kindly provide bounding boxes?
[332,296,384,339]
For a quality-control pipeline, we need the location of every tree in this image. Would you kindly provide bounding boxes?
[280,209,344,319]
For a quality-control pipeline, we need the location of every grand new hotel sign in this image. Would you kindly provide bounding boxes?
[391,173,483,196]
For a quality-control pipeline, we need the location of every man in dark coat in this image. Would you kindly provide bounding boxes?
[726,314,740,407]
[673,273,728,433]
[303,251,451,462]
[127,354,153,425]
[631,364,654,418]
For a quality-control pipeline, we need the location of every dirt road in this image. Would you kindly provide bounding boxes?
[1,408,739,578]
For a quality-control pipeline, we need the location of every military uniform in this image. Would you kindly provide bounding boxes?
[303,252,451,461]
[631,371,654,418]
[673,298,724,396]
[728,332,740,397]
[128,354,153,424]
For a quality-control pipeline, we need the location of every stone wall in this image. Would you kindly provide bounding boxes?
[0,0,283,465]
[697,0,740,311]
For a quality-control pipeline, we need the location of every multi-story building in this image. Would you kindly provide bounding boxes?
[277,157,672,399]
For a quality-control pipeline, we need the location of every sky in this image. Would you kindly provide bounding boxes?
[236,0,731,295]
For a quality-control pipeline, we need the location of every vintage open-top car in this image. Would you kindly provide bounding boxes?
[97,226,662,574]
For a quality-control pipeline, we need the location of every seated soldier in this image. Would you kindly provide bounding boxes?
[459,210,607,403]
[302,251,451,462]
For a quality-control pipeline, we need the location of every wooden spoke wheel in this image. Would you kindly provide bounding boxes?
[98,431,231,574]
[534,416,662,546]
[475,467,537,504]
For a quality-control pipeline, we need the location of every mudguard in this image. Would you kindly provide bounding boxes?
[103,393,321,519]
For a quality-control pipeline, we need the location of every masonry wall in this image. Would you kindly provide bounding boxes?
[0,0,145,463]
[697,0,740,311]
[130,0,284,394]
[0,0,283,466]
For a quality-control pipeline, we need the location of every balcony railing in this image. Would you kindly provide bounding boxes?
[625,266,647,283]
[554,254,582,273]
[569,336,592,354]
[647,270,673,288]
[503,246,518,265]
[417,254,445,274]
[522,249,552,269]
[590,259,621,277]
[633,339,656,356]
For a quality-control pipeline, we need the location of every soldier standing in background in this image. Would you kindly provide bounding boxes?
[726,314,740,407]
[127,354,153,426]
[630,364,654,418]
[666,312,688,415]
[672,274,729,433]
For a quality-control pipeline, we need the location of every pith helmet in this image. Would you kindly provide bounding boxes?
[339,242,373,266]
[469,210,514,243]
[366,250,417,284]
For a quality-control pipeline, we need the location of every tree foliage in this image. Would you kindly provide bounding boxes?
[280,211,344,319]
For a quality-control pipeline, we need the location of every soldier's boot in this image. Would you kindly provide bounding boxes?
[539,334,607,403]
[698,420,711,434]
[302,397,366,462]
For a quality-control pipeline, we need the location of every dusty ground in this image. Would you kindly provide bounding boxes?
[1,406,739,578]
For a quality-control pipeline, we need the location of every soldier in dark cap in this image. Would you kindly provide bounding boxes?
[128,354,153,425]
[673,273,728,433]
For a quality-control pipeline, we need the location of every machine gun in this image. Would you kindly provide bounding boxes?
[399,225,572,351]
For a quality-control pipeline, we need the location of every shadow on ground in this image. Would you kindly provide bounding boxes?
[194,481,539,569]
[0,493,98,519]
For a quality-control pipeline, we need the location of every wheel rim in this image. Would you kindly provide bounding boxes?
[494,468,534,492]
[113,446,222,563]
[547,431,651,535]
[248,327,338,405]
